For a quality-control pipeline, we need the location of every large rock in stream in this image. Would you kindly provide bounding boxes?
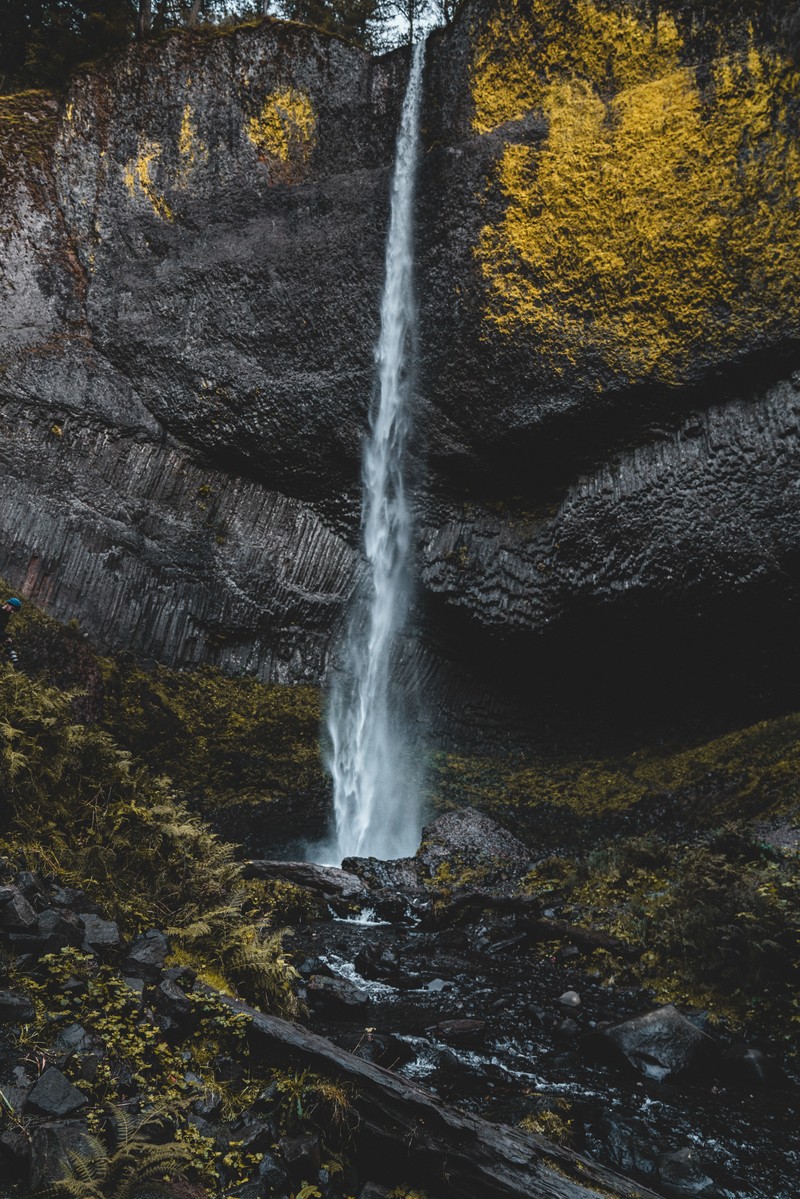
[586,1004,720,1082]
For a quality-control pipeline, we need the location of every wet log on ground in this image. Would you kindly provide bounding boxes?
[521,917,636,959]
[241,860,367,900]
[214,989,661,1199]
[429,891,634,957]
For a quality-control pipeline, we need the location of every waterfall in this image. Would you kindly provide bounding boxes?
[324,40,426,863]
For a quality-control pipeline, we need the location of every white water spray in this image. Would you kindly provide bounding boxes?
[325,41,426,863]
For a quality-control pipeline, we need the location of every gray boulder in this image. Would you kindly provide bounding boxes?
[588,1005,719,1081]
[26,1068,87,1117]
[417,809,532,882]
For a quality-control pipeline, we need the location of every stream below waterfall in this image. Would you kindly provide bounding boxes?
[284,872,799,1199]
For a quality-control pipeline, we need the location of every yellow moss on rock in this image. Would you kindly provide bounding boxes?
[246,87,317,183]
[176,102,208,187]
[471,0,682,134]
[471,0,800,382]
[123,138,173,220]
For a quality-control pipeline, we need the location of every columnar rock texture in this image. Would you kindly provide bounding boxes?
[1,2,799,733]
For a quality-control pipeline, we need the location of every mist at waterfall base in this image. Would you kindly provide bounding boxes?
[313,42,427,868]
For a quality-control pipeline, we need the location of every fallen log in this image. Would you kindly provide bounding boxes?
[427,890,635,957]
[521,917,636,959]
[241,859,367,900]
[212,988,661,1199]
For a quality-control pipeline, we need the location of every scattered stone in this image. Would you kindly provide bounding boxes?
[359,1185,391,1199]
[230,1113,276,1154]
[556,1018,580,1038]
[558,990,581,1008]
[163,964,197,989]
[279,1131,321,1178]
[258,1151,288,1188]
[79,913,120,953]
[123,928,168,978]
[658,1146,720,1196]
[50,886,86,909]
[26,1068,87,1117]
[193,1088,223,1119]
[587,1004,718,1081]
[155,978,193,1023]
[426,978,454,993]
[603,1115,660,1179]
[16,871,44,898]
[427,1018,486,1045]
[557,945,581,962]
[719,1043,779,1088]
[0,1127,30,1178]
[33,909,81,952]
[53,1023,93,1056]
[0,887,37,929]
[354,945,399,982]
[121,975,145,1003]
[307,974,369,1014]
[0,989,35,1024]
[0,1086,28,1114]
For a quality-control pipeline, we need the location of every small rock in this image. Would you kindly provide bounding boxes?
[558,990,581,1008]
[279,1131,321,1178]
[79,914,120,953]
[16,871,44,898]
[556,1017,580,1038]
[192,1089,223,1119]
[426,1018,486,1045]
[26,1068,87,1117]
[53,1023,93,1056]
[557,945,581,962]
[230,1113,276,1154]
[123,928,168,979]
[658,1146,720,1196]
[258,1151,287,1188]
[155,978,193,1023]
[0,989,35,1024]
[426,978,454,993]
[0,887,37,930]
[34,910,81,953]
[121,975,145,1002]
[163,964,196,989]
[359,1185,391,1199]
[0,1127,30,1178]
[307,974,369,1014]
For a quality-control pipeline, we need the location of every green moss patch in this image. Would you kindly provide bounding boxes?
[101,661,327,841]
[524,827,800,1031]
[433,712,800,847]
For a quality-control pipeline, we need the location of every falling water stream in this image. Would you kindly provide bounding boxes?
[325,41,426,863]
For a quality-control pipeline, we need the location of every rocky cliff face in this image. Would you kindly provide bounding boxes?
[1,1,799,739]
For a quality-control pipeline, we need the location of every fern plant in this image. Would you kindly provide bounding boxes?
[46,1105,195,1199]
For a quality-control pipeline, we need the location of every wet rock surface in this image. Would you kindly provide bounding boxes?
[1,8,800,750]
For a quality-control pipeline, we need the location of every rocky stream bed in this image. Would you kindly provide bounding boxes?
[271,810,800,1199]
[0,807,797,1199]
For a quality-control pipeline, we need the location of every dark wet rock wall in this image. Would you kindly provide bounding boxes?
[1,2,799,742]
